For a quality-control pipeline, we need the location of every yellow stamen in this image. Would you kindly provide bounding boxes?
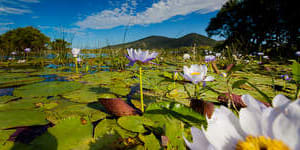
[236,136,290,150]
[191,72,200,75]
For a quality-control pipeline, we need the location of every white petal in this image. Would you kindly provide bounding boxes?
[183,127,216,150]
[239,107,263,136]
[272,94,290,107]
[242,94,267,112]
[204,76,214,82]
[203,106,245,150]
[273,99,300,150]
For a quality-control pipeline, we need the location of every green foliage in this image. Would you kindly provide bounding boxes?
[49,39,71,50]
[0,26,50,52]
[206,0,300,56]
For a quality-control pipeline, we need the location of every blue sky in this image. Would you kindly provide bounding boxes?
[0,0,226,48]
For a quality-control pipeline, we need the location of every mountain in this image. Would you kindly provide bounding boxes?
[104,33,218,49]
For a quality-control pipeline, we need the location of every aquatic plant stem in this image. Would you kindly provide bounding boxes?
[139,67,144,112]
[210,63,213,73]
[75,57,78,73]
[260,56,262,63]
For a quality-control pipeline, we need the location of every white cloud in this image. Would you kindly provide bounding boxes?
[76,0,227,29]
[0,0,40,15]
[0,7,31,15]
[0,22,14,26]
[19,0,40,3]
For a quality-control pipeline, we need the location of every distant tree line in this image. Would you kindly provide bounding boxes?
[0,26,71,54]
[206,0,299,58]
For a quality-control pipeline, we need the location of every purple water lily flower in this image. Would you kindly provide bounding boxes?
[11,52,17,55]
[24,48,31,52]
[205,55,216,63]
[281,74,291,81]
[126,48,158,66]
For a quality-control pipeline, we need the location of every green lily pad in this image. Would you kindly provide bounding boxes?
[63,85,117,103]
[138,133,161,150]
[145,102,206,128]
[94,119,137,139]
[0,110,48,129]
[14,81,82,97]
[0,77,45,89]
[45,101,107,123]
[30,117,93,150]
[117,116,154,133]
[164,119,185,149]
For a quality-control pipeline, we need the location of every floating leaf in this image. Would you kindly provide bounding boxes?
[139,133,161,150]
[14,81,82,97]
[117,116,154,133]
[0,110,48,129]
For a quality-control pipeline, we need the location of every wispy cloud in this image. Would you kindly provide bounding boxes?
[19,0,40,3]
[0,0,40,15]
[0,22,14,26]
[76,0,227,29]
[0,7,31,15]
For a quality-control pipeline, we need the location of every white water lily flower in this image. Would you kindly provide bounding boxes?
[126,48,158,66]
[183,53,191,60]
[257,52,264,56]
[295,51,300,56]
[77,57,82,62]
[71,48,81,57]
[205,55,216,62]
[11,51,17,55]
[263,55,269,59]
[182,64,214,84]
[215,53,221,57]
[24,48,31,52]
[184,94,300,150]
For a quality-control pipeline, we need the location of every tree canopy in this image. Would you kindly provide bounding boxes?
[206,0,300,57]
[0,26,50,52]
[49,39,71,50]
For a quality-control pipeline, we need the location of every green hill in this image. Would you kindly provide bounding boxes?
[105,33,218,49]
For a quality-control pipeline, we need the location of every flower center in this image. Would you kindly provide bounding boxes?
[191,72,200,75]
[236,136,289,150]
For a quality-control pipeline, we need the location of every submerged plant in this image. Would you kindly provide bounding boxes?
[126,48,158,112]
[184,94,300,150]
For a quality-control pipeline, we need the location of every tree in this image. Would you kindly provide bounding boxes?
[0,26,50,53]
[49,39,71,50]
[206,0,300,57]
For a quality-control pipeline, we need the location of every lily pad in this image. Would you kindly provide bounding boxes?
[117,116,154,133]
[0,110,48,129]
[144,102,206,128]
[138,133,161,150]
[30,117,93,150]
[14,81,82,97]
[94,119,137,139]
[63,85,117,103]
